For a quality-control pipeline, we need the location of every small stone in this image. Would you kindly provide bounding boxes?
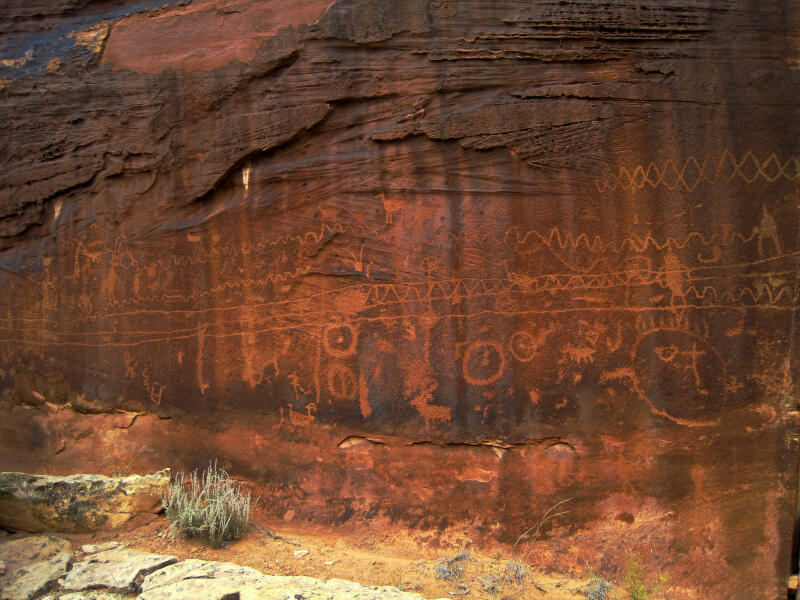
[81,541,120,554]
[293,550,309,559]
[324,560,337,566]
[0,558,5,574]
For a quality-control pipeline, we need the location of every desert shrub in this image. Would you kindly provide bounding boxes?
[162,461,251,548]
[584,574,613,600]
[434,560,463,581]
[479,573,501,594]
[434,551,470,581]
[504,559,528,585]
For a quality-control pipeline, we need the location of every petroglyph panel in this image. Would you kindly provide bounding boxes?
[2,188,795,435]
[1,0,799,598]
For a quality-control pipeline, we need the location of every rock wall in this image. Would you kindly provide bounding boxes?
[1,1,799,597]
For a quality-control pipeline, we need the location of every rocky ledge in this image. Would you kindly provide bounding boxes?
[0,471,169,534]
[0,536,447,600]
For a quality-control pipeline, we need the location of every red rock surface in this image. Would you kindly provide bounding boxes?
[1,1,799,597]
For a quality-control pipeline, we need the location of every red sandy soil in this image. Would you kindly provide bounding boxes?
[56,511,599,599]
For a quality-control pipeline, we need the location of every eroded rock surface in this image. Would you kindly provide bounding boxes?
[61,548,176,594]
[1,0,799,598]
[0,536,72,600]
[0,538,458,600]
[40,594,127,600]
[0,471,169,533]
[80,543,119,555]
[138,559,446,600]
[138,559,266,593]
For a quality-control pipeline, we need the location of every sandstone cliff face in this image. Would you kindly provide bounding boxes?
[1,0,799,596]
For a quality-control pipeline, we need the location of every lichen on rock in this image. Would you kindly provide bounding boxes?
[0,471,169,533]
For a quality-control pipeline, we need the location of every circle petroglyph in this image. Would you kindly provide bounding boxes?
[323,323,358,358]
[632,329,726,423]
[328,363,357,400]
[509,331,537,362]
[462,341,505,386]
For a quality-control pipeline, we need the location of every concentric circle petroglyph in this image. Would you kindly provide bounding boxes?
[509,331,537,362]
[323,323,358,358]
[462,341,505,386]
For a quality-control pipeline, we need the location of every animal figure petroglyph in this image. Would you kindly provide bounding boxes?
[410,382,450,427]
[288,402,316,427]
[376,192,405,225]
[563,344,596,364]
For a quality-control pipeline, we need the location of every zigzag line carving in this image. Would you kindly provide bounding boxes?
[595,150,800,193]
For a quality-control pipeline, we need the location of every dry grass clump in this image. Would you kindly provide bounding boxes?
[434,550,470,581]
[512,498,572,553]
[162,461,251,548]
[583,574,613,600]
[504,559,528,585]
[478,573,501,594]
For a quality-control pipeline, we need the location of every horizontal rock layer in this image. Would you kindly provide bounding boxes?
[0,471,169,533]
[1,0,799,598]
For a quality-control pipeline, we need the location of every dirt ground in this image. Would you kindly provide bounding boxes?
[61,510,607,600]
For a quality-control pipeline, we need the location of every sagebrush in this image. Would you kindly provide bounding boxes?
[162,461,251,548]
[584,574,613,600]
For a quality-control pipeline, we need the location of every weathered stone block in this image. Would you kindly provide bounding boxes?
[0,536,72,600]
[0,471,169,533]
[61,548,176,594]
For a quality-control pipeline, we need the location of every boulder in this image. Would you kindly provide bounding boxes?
[61,548,176,594]
[0,471,169,533]
[0,536,72,600]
